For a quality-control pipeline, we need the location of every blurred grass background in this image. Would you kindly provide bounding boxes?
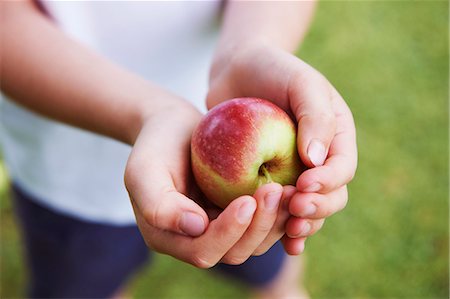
[1,1,448,298]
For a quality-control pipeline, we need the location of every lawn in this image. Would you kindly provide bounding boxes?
[1,1,448,298]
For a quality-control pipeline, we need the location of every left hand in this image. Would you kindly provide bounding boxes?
[207,41,358,254]
[125,98,302,266]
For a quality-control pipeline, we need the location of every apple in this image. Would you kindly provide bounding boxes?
[191,97,305,208]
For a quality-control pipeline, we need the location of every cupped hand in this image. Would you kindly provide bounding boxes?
[207,41,358,254]
[124,99,298,267]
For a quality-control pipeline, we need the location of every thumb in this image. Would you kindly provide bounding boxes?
[290,72,337,168]
[126,164,209,237]
[135,189,209,237]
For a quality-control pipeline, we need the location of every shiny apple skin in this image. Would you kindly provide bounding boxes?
[191,97,304,208]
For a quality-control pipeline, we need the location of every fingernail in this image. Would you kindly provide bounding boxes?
[303,182,322,193]
[299,238,307,253]
[300,222,311,236]
[308,139,326,167]
[237,200,256,224]
[180,212,206,237]
[302,203,317,217]
[265,191,282,211]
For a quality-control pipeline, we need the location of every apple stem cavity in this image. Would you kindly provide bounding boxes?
[260,164,273,184]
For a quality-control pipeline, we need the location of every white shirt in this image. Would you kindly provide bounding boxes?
[0,1,221,224]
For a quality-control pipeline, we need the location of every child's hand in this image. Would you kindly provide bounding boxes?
[124,100,299,267]
[207,42,358,254]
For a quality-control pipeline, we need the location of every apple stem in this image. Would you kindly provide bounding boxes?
[260,164,273,183]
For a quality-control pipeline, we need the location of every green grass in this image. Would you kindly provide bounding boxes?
[1,1,448,298]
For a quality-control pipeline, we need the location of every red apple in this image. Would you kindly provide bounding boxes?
[191,97,304,208]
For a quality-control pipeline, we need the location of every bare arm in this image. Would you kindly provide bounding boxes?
[218,1,315,52]
[210,1,316,81]
[0,1,305,266]
[207,1,357,255]
[0,0,186,145]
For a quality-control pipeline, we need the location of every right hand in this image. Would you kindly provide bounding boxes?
[125,99,297,268]
[207,42,358,254]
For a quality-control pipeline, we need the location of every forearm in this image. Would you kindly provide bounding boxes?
[211,1,316,74]
[1,1,184,145]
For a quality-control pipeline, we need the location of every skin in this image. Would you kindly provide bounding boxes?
[208,1,358,258]
[2,1,357,298]
[1,0,305,267]
[192,98,304,208]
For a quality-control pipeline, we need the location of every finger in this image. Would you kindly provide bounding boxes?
[126,159,209,237]
[281,235,307,255]
[289,185,348,219]
[253,185,297,256]
[288,66,337,168]
[297,90,357,193]
[140,195,257,268]
[130,189,209,237]
[221,183,283,265]
[285,217,325,238]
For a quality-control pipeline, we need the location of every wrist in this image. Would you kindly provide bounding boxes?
[126,89,202,145]
[210,38,271,84]
[128,90,199,145]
